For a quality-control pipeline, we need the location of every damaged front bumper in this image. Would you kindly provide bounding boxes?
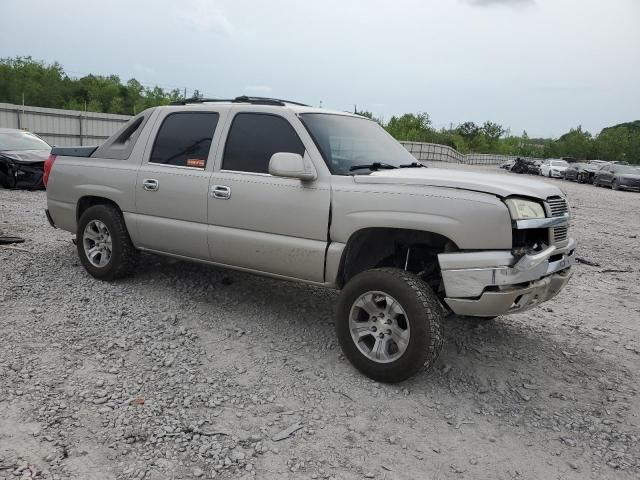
[438,238,576,317]
[0,157,45,189]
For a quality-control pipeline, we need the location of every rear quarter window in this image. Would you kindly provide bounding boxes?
[92,111,151,160]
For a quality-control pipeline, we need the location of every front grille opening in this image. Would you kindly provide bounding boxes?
[549,253,563,263]
[513,228,549,249]
[546,196,568,217]
[553,226,568,243]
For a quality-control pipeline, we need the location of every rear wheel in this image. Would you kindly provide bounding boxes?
[77,204,138,280]
[336,268,444,382]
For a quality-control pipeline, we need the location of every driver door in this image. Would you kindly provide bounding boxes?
[206,108,331,282]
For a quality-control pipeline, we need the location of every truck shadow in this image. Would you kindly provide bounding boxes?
[132,253,635,405]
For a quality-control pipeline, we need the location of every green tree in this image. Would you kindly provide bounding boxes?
[385,113,434,142]
[0,56,205,115]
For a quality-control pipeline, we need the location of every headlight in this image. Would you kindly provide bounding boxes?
[505,198,546,220]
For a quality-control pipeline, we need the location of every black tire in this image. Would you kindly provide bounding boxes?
[77,204,138,281]
[612,180,620,191]
[336,268,444,382]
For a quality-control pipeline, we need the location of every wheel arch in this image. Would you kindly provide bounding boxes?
[335,227,458,288]
[76,195,123,221]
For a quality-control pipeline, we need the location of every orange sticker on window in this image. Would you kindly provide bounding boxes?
[186,158,205,168]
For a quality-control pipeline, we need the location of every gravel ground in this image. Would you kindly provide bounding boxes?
[1,166,639,480]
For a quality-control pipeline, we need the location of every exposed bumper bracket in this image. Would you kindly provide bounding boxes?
[45,209,56,229]
[438,238,576,317]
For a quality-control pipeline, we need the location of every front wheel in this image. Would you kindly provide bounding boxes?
[336,268,444,382]
[612,180,620,190]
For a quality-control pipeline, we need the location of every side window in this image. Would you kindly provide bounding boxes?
[222,113,305,174]
[150,112,219,168]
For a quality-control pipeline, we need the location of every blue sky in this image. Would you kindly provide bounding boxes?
[1,0,638,137]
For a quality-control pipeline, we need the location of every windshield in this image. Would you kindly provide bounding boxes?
[551,160,569,167]
[0,131,50,151]
[299,113,416,175]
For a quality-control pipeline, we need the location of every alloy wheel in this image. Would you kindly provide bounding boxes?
[348,291,410,363]
[82,220,113,267]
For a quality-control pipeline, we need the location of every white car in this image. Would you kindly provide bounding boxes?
[540,159,569,178]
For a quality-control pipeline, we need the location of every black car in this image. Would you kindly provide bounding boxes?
[563,162,599,183]
[593,164,640,191]
[0,128,51,190]
[527,159,542,175]
[509,157,529,174]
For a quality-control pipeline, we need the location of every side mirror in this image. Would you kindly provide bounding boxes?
[268,152,317,181]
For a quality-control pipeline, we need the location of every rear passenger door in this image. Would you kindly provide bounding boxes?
[206,109,331,282]
[135,109,226,259]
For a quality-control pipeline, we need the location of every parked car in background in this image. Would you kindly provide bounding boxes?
[0,128,51,189]
[561,156,577,164]
[499,159,514,170]
[593,164,640,191]
[509,157,529,174]
[527,159,542,175]
[563,162,599,183]
[589,160,609,167]
[540,159,569,178]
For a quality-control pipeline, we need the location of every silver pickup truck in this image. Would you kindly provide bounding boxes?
[44,96,575,382]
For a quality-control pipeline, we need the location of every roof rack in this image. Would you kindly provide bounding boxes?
[169,96,309,107]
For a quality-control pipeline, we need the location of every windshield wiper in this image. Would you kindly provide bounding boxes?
[399,162,426,168]
[349,162,398,172]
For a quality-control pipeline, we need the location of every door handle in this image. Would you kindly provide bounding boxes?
[211,185,231,199]
[142,179,159,191]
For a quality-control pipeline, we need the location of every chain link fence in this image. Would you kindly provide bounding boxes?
[400,141,544,166]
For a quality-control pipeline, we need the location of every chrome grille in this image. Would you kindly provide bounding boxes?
[553,225,568,243]
[546,196,569,245]
[547,196,568,217]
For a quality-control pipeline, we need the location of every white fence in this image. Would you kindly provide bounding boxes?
[0,103,130,146]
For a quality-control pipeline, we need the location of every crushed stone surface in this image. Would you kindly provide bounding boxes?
[1,166,639,479]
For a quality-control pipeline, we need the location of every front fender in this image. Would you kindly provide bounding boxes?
[330,182,512,250]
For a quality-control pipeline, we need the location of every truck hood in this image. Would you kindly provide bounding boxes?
[353,167,562,199]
